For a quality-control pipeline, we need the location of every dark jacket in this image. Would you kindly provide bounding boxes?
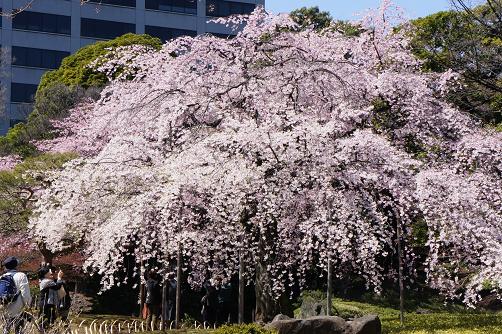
[167,279,177,303]
[145,278,162,305]
[202,282,218,308]
[218,282,232,305]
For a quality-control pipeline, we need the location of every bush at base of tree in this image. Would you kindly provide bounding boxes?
[214,324,276,334]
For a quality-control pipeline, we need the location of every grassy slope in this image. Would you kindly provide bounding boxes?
[330,298,502,334]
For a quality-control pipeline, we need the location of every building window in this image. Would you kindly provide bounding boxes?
[145,25,196,42]
[11,83,38,103]
[13,11,71,35]
[12,46,70,69]
[206,0,255,17]
[81,18,135,40]
[87,0,136,8]
[145,0,197,15]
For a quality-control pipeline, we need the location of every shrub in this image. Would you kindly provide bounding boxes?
[332,303,364,319]
[213,324,276,334]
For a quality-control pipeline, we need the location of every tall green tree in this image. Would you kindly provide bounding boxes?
[290,6,362,36]
[290,6,333,31]
[411,1,502,126]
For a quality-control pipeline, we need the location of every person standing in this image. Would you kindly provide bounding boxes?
[166,272,177,323]
[0,256,32,334]
[201,279,218,328]
[145,271,162,331]
[217,279,232,325]
[38,266,65,331]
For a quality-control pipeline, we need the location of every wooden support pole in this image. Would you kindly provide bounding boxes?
[175,243,182,329]
[397,221,405,325]
[238,249,245,324]
[327,256,332,316]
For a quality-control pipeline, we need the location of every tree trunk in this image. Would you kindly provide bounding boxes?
[327,257,332,316]
[397,221,405,325]
[254,261,279,323]
[38,242,54,266]
[175,243,182,329]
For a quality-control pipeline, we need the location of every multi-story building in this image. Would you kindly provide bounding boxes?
[0,0,264,134]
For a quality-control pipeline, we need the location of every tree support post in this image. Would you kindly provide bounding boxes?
[175,243,182,329]
[327,256,332,316]
[397,221,405,325]
[238,248,245,324]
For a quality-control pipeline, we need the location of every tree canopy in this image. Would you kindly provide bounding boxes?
[27,5,502,318]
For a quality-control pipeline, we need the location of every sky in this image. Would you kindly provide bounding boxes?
[265,1,452,20]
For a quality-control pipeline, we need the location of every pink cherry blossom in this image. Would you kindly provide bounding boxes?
[29,3,502,306]
[0,155,21,171]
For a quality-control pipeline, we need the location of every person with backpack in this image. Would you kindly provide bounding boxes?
[0,256,32,334]
[145,270,162,331]
[37,266,65,331]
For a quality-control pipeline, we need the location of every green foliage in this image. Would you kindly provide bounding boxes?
[0,170,30,234]
[410,6,502,126]
[371,97,405,133]
[481,280,498,291]
[38,33,162,92]
[213,324,276,334]
[289,7,361,36]
[339,298,502,334]
[0,84,87,157]
[411,219,429,248]
[494,122,502,132]
[14,152,77,175]
[181,314,199,328]
[331,20,363,37]
[290,7,332,31]
[410,11,464,72]
[0,123,38,157]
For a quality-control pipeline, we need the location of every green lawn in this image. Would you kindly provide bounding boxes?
[330,298,502,334]
[70,300,502,334]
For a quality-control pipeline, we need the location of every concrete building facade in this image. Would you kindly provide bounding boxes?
[0,0,264,134]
